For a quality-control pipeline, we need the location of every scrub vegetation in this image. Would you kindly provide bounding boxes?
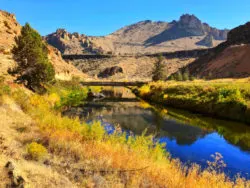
[135,78,250,124]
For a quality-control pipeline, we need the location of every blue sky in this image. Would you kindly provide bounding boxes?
[1,0,250,36]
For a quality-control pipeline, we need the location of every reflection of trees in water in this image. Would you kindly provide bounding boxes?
[150,110,210,145]
[166,108,250,151]
[101,89,123,98]
[100,87,136,99]
[96,106,211,146]
[214,125,250,151]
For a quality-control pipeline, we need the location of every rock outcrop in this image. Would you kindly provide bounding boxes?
[98,66,123,78]
[196,34,214,47]
[177,14,205,36]
[44,29,104,55]
[145,14,228,46]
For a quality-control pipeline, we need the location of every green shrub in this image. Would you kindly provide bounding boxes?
[182,69,190,81]
[26,142,48,161]
[57,89,87,108]
[82,121,106,141]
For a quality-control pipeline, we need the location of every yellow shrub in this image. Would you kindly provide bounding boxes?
[26,142,48,161]
[47,93,60,106]
[139,85,151,96]
[139,101,152,109]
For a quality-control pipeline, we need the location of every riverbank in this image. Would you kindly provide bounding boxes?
[133,78,250,125]
[0,79,249,187]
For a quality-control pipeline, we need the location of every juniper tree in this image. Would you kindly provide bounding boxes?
[11,23,55,92]
[152,55,166,81]
[176,70,183,81]
[183,68,190,81]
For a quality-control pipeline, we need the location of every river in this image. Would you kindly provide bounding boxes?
[63,86,250,179]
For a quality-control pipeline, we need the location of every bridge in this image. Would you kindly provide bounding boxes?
[80,81,148,87]
[62,49,210,60]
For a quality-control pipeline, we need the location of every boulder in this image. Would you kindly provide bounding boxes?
[98,66,123,78]
[5,161,25,188]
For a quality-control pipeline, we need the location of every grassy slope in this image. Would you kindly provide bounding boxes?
[0,80,249,187]
[135,78,250,125]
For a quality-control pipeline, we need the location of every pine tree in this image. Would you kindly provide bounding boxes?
[11,23,55,92]
[152,55,166,81]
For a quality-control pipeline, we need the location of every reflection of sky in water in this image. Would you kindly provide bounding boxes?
[159,133,250,178]
[65,87,250,179]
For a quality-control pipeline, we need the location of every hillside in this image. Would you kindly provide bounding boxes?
[186,22,250,79]
[71,56,195,81]
[45,14,229,55]
[0,10,88,81]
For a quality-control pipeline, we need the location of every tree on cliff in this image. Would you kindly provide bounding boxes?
[11,23,55,92]
[152,55,166,81]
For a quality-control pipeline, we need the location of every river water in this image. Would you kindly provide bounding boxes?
[63,86,250,179]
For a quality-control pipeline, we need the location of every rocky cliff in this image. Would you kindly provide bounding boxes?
[45,14,229,55]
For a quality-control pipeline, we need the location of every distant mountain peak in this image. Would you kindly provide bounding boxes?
[179,14,201,22]
[46,14,229,55]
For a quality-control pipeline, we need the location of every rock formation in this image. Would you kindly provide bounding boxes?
[44,29,104,55]
[196,34,214,47]
[98,66,123,78]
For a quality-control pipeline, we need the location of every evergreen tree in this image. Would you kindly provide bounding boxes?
[152,55,166,81]
[176,70,183,81]
[11,23,55,91]
[190,76,195,81]
[183,68,190,81]
[168,75,175,81]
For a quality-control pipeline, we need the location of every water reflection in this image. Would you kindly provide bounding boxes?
[63,86,250,178]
